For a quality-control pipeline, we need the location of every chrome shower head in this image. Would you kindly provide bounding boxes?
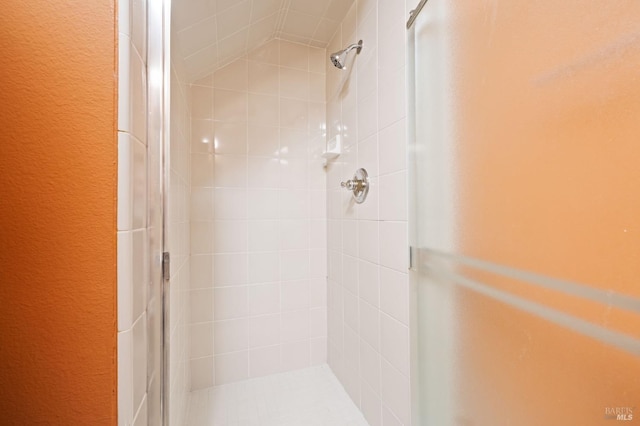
[330,40,363,70]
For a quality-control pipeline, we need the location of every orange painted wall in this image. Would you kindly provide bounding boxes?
[0,1,117,424]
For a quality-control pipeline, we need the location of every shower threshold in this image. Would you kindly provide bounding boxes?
[186,365,370,426]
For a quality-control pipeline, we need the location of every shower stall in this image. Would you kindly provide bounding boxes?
[159,0,413,424]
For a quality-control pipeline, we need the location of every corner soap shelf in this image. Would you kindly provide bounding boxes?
[322,135,342,162]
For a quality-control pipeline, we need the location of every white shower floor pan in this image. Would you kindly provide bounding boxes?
[186,365,370,426]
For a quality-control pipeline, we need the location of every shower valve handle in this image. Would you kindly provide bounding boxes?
[341,179,362,191]
[340,168,370,204]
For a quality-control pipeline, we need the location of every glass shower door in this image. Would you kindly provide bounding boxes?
[147,0,172,424]
[408,1,640,424]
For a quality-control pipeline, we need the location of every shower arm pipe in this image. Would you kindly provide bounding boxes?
[344,40,363,55]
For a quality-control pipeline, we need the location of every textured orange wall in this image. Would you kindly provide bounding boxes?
[0,1,117,424]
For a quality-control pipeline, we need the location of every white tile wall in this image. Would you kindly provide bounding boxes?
[326,0,412,424]
[117,0,149,424]
[118,329,134,425]
[189,39,328,388]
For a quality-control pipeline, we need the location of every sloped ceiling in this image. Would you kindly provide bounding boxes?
[172,0,354,81]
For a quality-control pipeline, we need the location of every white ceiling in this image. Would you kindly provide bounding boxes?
[172,0,354,81]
